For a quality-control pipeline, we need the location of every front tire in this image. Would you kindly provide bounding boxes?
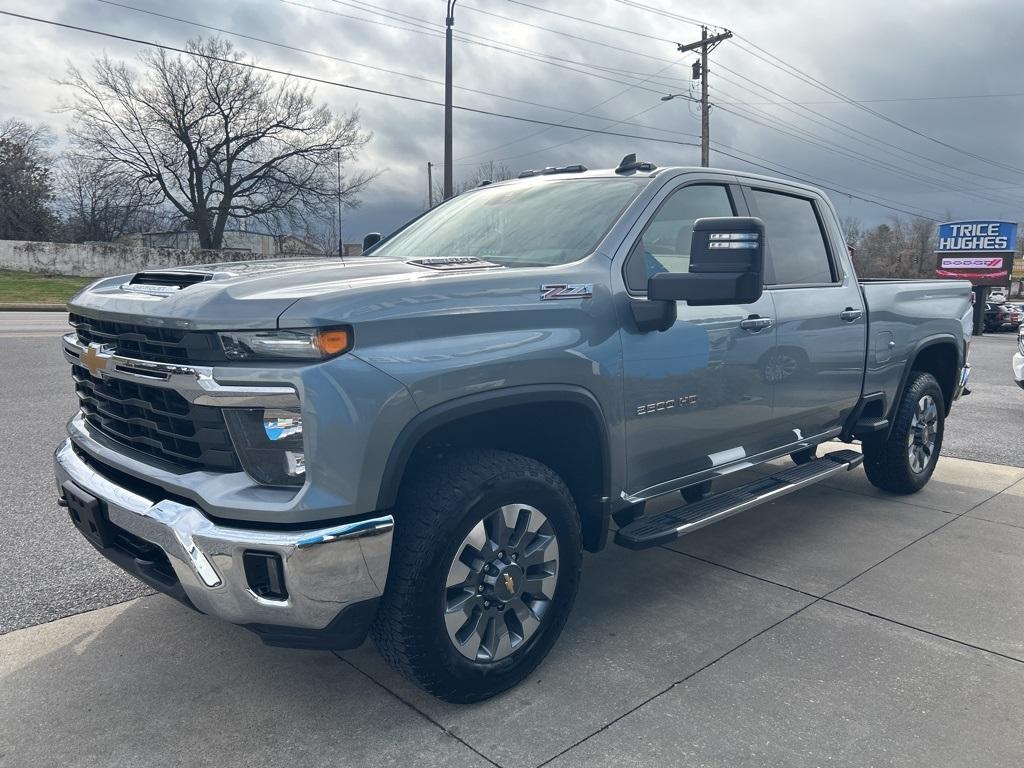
[862,371,944,494]
[372,449,582,703]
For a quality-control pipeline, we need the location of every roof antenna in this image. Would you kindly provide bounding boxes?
[616,153,656,173]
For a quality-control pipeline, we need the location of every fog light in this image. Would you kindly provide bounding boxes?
[243,551,288,600]
[224,408,306,486]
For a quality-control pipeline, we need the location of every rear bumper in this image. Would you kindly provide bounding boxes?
[1013,353,1024,389]
[55,438,393,649]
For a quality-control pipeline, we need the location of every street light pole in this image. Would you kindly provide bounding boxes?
[443,0,457,200]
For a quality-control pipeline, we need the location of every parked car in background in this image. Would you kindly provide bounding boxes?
[1015,326,1024,389]
[985,302,1021,332]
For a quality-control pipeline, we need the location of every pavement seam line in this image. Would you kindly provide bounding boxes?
[820,470,1024,600]
[331,651,504,768]
[666,547,1024,666]
[534,598,821,767]
[548,485,1015,766]
[819,597,1024,665]
[960,513,1024,531]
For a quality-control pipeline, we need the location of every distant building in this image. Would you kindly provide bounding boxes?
[118,229,324,256]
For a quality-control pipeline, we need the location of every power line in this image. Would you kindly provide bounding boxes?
[317,0,675,97]
[506,0,676,45]
[713,61,1024,190]
[0,9,699,148]
[496,0,1024,189]
[594,0,1024,178]
[455,57,693,163]
[730,34,1024,176]
[721,91,1024,105]
[0,9,967,222]
[91,0,694,136]
[715,102,1024,211]
[710,143,944,221]
[709,75,1024,207]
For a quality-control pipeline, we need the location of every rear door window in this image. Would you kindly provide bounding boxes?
[749,189,835,286]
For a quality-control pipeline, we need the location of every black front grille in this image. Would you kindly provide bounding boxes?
[73,364,240,472]
[70,313,226,365]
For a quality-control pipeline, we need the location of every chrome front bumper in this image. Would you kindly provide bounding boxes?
[55,439,393,638]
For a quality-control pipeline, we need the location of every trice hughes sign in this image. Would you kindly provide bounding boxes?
[935,220,1017,285]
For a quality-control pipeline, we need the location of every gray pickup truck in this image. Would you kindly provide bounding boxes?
[55,156,972,702]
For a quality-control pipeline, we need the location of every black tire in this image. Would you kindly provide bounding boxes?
[790,446,818,465]
[862,371,944,494]
[371,449,582,703]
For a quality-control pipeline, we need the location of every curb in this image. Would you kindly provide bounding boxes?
[0,303,67,312]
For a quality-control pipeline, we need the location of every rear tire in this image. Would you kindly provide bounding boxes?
[862,372,944,494]
[372,449,582,703]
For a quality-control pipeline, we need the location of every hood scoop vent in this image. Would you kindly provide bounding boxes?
[407,257,503,271]
[122,271,214,296]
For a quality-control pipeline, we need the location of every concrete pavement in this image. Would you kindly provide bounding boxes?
[2,451,1023,767]
[2,310,1023,766]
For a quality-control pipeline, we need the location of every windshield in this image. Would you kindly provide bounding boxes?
[372,178,646,267]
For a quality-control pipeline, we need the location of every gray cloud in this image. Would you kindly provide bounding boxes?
[2,0,1023,236]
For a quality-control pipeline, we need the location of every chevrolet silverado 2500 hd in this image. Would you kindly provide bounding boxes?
[55,156,972,703]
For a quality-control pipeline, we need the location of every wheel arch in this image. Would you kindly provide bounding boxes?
[377,385,612,552]
[894,334,961,420]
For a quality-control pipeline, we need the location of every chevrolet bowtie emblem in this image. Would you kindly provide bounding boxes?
[80,344,112,378]
[503,573,515,592]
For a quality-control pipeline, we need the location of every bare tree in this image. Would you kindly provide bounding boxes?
[430,160,515,206]
[60,37,374,249]
[56,153,161,242]
[851,215,937,279]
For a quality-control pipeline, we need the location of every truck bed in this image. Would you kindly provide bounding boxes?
[858,278,973,413]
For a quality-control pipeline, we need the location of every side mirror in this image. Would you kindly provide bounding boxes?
[362,232,383,252]
[647,216,765,306]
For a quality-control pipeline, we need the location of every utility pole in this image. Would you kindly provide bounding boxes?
[443,0,457,199]
[677,26,732,167]
[336,151,344,261]
[427,161,434,208]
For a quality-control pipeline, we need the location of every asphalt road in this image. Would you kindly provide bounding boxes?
[1,311,1020,635]
[0,312,151,635]
[943,330,1023,466]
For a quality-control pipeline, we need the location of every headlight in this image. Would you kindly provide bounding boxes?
[219,328,352,361]
[224,407,306,486]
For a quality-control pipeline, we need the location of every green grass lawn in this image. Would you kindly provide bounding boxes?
[0,270,94,304]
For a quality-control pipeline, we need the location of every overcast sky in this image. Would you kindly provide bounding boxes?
[2,0,1023,239]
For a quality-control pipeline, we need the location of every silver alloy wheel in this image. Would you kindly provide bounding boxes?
[444,503,559,663]
[907,394,939,474]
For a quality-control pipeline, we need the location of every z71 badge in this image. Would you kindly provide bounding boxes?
[637,395,698,416]
[540,283,593,300]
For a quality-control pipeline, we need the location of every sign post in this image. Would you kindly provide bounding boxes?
[934,220,1018,334]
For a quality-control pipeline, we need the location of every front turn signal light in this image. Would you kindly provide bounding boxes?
[314,329,352,357]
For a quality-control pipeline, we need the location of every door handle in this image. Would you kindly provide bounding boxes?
[739,316,773,332]
[840,307,863,322]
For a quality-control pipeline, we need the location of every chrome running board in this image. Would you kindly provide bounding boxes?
[615,450,863,550]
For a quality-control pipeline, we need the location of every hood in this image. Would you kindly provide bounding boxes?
[69,256,505,330]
